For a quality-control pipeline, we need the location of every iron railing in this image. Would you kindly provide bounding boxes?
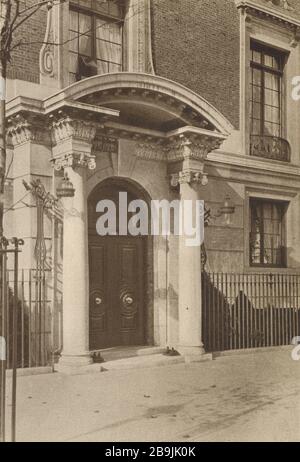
[4,269,52,370]
[202,272,300,353]
[250,135,291,162]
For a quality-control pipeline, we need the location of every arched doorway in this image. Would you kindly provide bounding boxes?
[88,178,152,350]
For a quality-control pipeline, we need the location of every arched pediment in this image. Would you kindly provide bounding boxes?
[55,73,233,136]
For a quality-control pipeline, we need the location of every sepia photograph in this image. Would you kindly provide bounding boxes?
[0,0,300,446]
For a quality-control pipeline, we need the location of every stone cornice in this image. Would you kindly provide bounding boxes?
[236,0,300,30]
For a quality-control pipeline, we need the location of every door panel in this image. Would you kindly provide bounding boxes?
[89,242,110,349]
[117,238,144,345]
[89,236,145,349]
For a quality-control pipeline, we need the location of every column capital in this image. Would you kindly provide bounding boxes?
[7,113,51,147]
[51,152,96,171]
[50,113,98,145]
[166,133,224,163]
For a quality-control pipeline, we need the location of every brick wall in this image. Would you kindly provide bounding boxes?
[151,0,240,128]
[7,0,47,83]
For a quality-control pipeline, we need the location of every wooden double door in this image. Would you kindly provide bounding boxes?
[89,235,145,350]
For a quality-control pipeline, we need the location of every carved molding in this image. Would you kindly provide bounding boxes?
[7,114,51,146]
[39,7,54,77]
[135,142,166,161]
[92,136,118,154]
[126,0,155,74]
[51,152,96,171]
[136,134,224,163]
[170,170,208,188]
[166,135,224,163]
[50,115,98,145]
[236,0,300,31]
[264,0,294,12]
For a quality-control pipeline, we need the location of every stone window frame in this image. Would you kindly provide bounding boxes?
[238,6,298,161]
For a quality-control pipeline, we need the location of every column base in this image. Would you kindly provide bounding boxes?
[54,353,95,374]
[177,346,213,363]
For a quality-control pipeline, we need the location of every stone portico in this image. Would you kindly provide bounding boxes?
[6,73,232,368]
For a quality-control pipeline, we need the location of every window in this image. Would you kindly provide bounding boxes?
[249,42,290,162]
[250,41,285,137]
[249,199,287,267]
[69,0,123,84]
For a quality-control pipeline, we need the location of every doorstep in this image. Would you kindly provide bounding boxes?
[55,353,184,375]
[94,345,167,363]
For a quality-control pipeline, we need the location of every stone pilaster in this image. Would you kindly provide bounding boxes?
[6,113,52,270]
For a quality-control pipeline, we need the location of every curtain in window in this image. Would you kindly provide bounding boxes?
[78,13,92,57]
[264,72,280,137]
[96,18,122,73]
[250,201,284,266]
[250,204,262,265]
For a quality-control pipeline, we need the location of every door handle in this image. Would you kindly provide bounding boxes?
[124,295,134,306]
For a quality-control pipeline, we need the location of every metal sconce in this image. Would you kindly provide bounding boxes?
[56,174,75,198]
[206,195,235,225]
[56,173,75,209]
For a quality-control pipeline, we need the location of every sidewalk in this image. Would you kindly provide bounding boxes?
[4,348,300,442]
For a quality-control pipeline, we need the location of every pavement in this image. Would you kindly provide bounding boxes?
[3,347,300,442]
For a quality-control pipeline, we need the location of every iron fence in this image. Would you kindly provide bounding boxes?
[202,272,300,353]
[4,268,53,370]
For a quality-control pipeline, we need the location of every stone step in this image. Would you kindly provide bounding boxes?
[99,353,184,372]
[93,346,166,363]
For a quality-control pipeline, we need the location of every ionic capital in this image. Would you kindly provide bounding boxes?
[51,152,96,171]
[170,170,208,188]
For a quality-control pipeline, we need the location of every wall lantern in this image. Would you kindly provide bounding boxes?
[206,195,236,226]
[56,174,75,209]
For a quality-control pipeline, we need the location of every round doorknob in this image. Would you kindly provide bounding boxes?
[95,297,102,305]
[124,295,133,306]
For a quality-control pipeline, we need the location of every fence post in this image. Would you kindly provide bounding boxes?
[0,237,8,442]
[10,238,24,443]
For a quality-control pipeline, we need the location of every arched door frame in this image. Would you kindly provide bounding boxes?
[88,176,154,349]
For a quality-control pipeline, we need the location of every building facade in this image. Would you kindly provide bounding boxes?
[4,0,300,368]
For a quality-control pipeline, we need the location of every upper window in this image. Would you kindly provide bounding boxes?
[249,41,290,162]
[69,0,123,84]
[249,198,287,268]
